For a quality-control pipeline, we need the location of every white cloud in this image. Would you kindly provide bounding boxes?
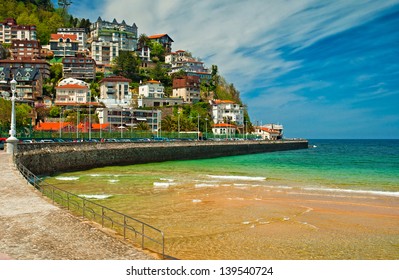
[93,0,399,138]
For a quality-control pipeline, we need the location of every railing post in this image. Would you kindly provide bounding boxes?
[101,207,104,228]
[142,224,145,250]
[124,216,126,239]
[67,193,70,210]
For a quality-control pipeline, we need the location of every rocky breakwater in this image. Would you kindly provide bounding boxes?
[15,140,308,176]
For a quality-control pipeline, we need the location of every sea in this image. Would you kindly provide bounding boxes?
[45,139,399,259]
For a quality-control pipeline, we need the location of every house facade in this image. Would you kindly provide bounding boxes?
[254,124,284,140]
[11,40,42,60]
[0,64,44,104]
[96,107,162,132]
[148,34,173,54]
[90,17,138,52]
[57,28,88,51]
[49,34,79,58]
[211,99,244,125]
[55,83,90,105]
[0,18,37,44]
[0,59,51,79]
[62,53,96,81]
[139,80,164,98]
[212,123,237,137]
[99,76,132,108]
[172,75,200,104]
[91,40,119,70]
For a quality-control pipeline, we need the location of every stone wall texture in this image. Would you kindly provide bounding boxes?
[15,140,308,176]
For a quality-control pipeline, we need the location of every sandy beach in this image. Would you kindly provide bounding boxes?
[151,185,399,260]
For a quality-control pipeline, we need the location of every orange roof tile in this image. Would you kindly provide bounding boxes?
[35,122,72,131]
[214,99,235,104]
[92,123,109,130]
[148,34,167,39]
[56,84,88,89]
[212,123,237,128]
[50,34,78,41]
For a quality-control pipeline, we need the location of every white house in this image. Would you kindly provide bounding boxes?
[211,99,244,125]
[138,80,183,107]
[212,123,237,137]
[139,80,164,98]
[254,124,284,140]
[55,84,90,105]
[99,76,132,108]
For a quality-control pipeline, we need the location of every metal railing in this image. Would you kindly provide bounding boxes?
[15,161,165,259]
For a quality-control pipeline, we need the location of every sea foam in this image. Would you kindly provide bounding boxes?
[207,175,266,181]
[55,176,79,181]
[303,187,399,198]
[78,194,112,199]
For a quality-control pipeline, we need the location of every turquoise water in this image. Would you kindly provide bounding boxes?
[46,139,399,259]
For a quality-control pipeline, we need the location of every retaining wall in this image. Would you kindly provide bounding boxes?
[15,140,308,176]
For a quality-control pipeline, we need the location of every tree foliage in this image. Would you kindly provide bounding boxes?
[112,51,140,81]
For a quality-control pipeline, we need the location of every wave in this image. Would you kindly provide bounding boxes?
[108,179,119,184]
[78,194,112,199]
[160,178,175,182]
[207,175,266,181]
[302,187,399,197]
[154,182,173,188]
[55,176,79,181]
[195,183,219,188]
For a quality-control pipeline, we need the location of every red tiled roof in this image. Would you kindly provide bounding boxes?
[92,123,109,130]
[35,122,72,131]
[100,76,132,83]
[146,80,161,84]
[56,84,88,89]
[212,123,237,128]
[148,34,167,39]
[50,34,77,41]
[214,99,235,104]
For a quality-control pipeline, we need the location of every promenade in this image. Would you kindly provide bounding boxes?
[0,150,155,260]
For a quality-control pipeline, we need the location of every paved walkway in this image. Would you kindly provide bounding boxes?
[0,151,155,260]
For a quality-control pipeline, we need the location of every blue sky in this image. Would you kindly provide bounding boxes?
[54,0,399,139]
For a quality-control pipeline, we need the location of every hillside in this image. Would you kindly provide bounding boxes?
[0,0,90,44]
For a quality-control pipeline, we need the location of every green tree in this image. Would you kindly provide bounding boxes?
[136,121,149,131]
[112,51,140,81]
[149,41,165,62]
[138,33,150,49]
[49,106,61,118]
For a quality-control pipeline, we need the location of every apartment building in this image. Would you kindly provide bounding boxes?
[57,28,88,51]
[172,76,200,103]
[0,18,37,44]
[211,99,244,125]
[62,53,96,81]
[11,39,42,59]
[49,34,79,58]
[99,76,132,108]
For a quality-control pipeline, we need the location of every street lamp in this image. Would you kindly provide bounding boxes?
[204,118,208,140]
[197,114,200,141]
[1,79,20,154]
[178,111,180,139]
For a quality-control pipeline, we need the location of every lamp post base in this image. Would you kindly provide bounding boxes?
[6,136,18,155]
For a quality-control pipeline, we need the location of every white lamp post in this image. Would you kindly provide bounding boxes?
[5,79,19,154]
[178,111,180,139]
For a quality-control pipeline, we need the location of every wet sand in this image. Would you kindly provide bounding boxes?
[151,186,399,259]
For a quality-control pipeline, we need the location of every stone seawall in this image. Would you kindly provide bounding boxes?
[15,140,308,176]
